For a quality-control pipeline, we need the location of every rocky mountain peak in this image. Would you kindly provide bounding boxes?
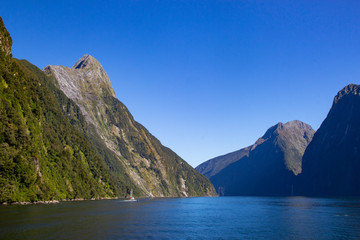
[44,54,116,99]
[333,84,360,104]
[282,120,314,141]
[284,120,310,129]
[276,120,313,133]
[72,54,101,70]
[251,120,315,175]
[0,17,12,57]
[255,120,312,146]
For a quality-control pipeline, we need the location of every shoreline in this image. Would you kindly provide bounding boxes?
[1,197,121,206]
[1,195,218,206]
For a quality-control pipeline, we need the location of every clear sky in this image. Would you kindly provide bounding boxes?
[1,1,360,167]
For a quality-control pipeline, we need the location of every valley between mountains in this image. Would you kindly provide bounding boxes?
[1,15,360,203]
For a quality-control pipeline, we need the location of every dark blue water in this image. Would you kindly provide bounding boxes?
[1,197,360,239]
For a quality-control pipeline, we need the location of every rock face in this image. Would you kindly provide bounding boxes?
[0,17,12,57]
[199,120,315,196]
[44,55,216,197]
[298,84,360,196]
[44,55,115,127]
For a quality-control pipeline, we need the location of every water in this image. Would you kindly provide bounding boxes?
[1,197,360,239]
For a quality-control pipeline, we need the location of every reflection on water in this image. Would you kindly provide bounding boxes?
[0,197,360,239]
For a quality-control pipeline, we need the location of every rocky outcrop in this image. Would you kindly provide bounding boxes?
[298,84,360,196]
[0,17,12,57]
[333,84,360,104]
[201,120,314,196]
[44,55,115,127]
[44,55,216,197]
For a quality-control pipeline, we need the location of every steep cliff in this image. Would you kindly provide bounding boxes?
[0,17,11,57]
[299,84,360,196]
[44,55,216,197]
[0,17,117,203]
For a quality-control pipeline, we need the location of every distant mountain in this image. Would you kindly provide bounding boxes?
[298,84,360,196]
[43,54,216,197]
[196,147,250,179]
[200,120,314,196]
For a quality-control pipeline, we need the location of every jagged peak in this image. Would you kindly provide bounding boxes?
[72,54,102,70]
[260,120,314,142]
[42,54,116,98]
[333,84,360,104]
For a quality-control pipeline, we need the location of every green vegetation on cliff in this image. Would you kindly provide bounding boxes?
[99,93,215,197]
[0,17,216,202]
[0,17,117,202]
[18,59,139,197]
[45,54,216,197]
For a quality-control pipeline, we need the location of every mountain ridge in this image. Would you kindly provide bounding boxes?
[43,54,216,197]
[198,120,315,196]
[196,147,251,179]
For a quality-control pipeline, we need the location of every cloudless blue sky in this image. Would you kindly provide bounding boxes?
[1,1,360,167]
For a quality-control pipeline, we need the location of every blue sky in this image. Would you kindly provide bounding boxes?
[1,1,360,167]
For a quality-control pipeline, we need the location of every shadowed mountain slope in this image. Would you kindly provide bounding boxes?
[298,84,360,196]
[196,147,250,179]
[199,120,314,196]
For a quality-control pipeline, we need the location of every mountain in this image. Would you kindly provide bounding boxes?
[43,54,216,197]
[298,84,360,196]
[196,147,251,179]
[0,17,117,202]
[0,17,215,203]
[199,120,315,196]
